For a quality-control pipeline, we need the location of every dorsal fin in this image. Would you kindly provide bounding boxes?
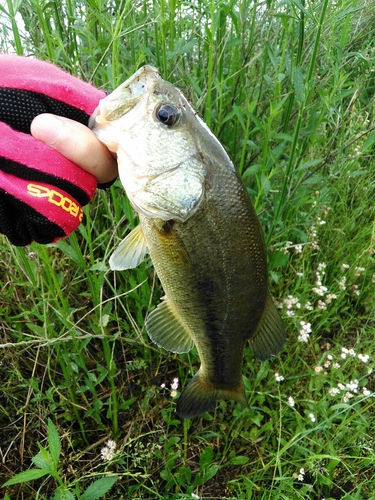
[249,292,286,361]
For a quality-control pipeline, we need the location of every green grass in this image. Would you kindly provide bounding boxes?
[1,0,375,498]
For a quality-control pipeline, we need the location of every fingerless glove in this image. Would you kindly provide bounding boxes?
[0,55,106,245]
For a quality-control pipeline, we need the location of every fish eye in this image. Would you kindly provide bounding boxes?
[155,103,180,126]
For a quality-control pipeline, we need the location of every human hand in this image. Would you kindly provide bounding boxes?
[31,114,118,186]
[0,55,117,246]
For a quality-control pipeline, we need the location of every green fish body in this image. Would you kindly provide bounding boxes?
[90,66,286,418]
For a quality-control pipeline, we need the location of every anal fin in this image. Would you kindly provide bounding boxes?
[249,291,286,361]
[145,299,194,354]
[109,225,148,270]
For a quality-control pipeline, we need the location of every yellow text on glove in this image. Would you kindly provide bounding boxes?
[27,184,83,221]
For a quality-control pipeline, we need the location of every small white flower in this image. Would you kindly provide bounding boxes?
[191,494,200,500]
[308,413,316,422]
[275,372,284,382]
[343,392,354,403]
[288,396,295,407]
[358,354,370,363]
[100,439,117,461]
[317,300,327,310]
[362,388,371,396]
[329,387,340,396]
[313,285,328,296]
[305,301,313,311]
[101,447,115,461]
[106,440,117,451]
[354,266,365,277]
[338,276,347,290]
[346,380,359,393]
[314,365,324,374]
[171,377,179,390]
[298,332,310,342]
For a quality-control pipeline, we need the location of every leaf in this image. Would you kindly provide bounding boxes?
[224,455,250,466]
[48,419,61,467]
[199,446,213,467]
[32,452,52,470]
[292,66,304,104]
[50,486,76,500]
[80,476,119,500]
[203,464,219,482]
[2,469,50,486]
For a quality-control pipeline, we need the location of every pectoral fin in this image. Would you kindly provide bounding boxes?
[109,225,148,270]
[145,299,194,354]
[249,292,286,361]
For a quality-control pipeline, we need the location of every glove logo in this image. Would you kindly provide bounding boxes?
[27,183,83,221]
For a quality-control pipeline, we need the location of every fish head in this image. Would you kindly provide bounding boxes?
[90,65,220,222]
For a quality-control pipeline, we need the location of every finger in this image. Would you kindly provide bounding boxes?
[31,114,118,185]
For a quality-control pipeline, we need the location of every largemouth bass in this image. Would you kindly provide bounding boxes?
[89,66,286,419]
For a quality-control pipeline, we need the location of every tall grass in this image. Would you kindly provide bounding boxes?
[1,0,375,498]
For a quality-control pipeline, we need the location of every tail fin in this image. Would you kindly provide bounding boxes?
[176,371,248,419]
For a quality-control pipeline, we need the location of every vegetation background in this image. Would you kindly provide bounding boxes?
[1,0,375,498]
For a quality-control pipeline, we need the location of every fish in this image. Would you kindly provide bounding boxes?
[89,65,286,419]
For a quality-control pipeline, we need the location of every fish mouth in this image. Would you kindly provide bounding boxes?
[89,65,161,127]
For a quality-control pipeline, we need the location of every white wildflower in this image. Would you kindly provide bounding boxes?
[275,372,284,382]
[293,467,305,481]
[346,380,359,393]
[305,301,313,311]
[358,354,370,363]
[354,266,365,277]
[329,387,340,396]
[308,413,316,422]
[288,396,295,407]
[343,392,354,403]
[101,440,117,461]
[338,276,347,291]
[317,300,327,310]
[313,285,328,296]
[351,284,360,296]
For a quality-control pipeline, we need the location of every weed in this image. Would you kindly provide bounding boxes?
[1,0,375,498]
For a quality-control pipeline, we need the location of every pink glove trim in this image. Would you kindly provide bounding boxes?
[0,168,84,237]
[0,122,97,199]
[0,54,106,114]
